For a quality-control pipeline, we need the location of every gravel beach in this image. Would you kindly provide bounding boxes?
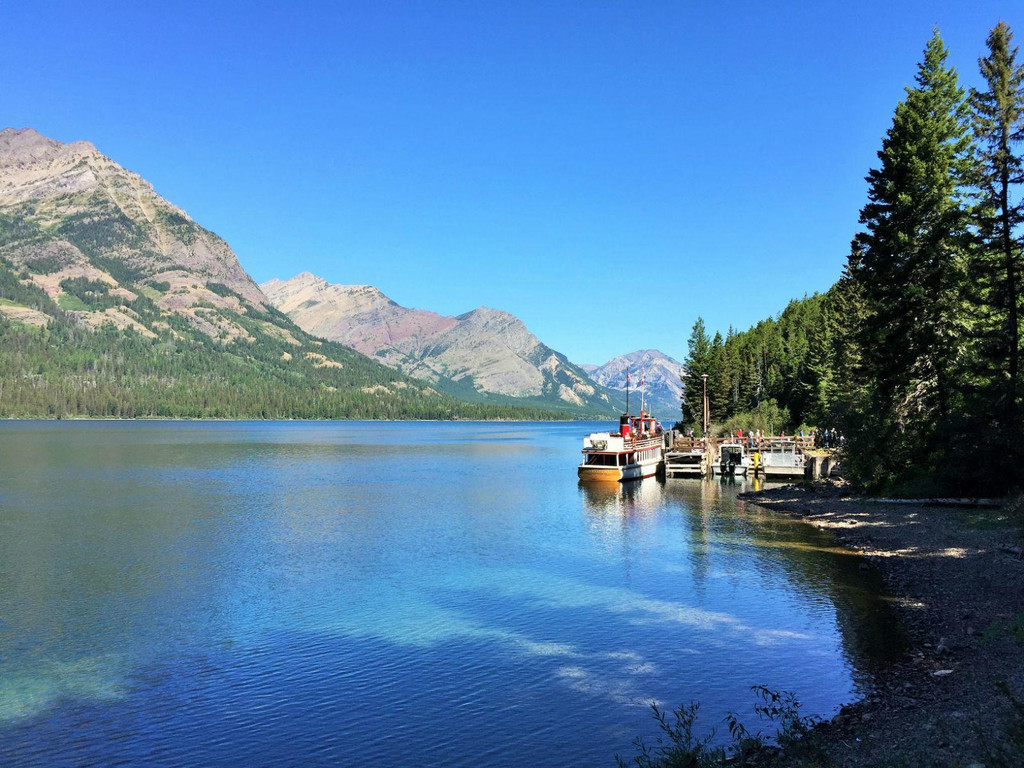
[741,483,1024,767]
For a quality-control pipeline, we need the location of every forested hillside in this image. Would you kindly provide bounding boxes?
[681,25,1024,496]
[0,257,565,419]
[0,129,568,420]
[679,293,832,434]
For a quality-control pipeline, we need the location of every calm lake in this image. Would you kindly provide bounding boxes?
[0,421,898,767]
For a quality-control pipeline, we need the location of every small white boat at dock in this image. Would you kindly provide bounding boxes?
[715,442,750,477]
[756,439,805,479]
[579,413,666,482]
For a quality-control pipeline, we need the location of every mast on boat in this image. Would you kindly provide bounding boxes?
[625,367,630,415]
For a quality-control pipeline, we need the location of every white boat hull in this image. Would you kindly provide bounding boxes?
[578,455,662,482]
[763,465,805,479]
[714,464,749,477]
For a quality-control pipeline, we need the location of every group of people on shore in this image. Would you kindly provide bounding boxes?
[673,425,845,450]
[812,428,844,449]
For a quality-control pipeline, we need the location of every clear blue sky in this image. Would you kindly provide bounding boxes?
[5,2,1020,364]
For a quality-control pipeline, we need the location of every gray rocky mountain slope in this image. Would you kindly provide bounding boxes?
[262,272,621,413]
[586,349,684,419]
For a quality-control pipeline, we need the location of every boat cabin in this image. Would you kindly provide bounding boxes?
[717,442,749,476]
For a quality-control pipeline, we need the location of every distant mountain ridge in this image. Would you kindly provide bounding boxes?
[586,349,683,419]
[262,272,622,415]
[0,128,565,420]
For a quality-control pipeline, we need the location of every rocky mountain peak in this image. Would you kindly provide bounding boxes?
[458,305,520,326]
[0,127,60,159]
[263,273,620,414]
[0,127,268,339]
[291,271,327,287]
[588,349,684,418]
[261,274,396,316]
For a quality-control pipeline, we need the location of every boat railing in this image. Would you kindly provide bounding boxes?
[627,435,664,449]
[584,434,663,452]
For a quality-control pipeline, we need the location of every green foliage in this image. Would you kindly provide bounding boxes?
[962,22,1024,486]
[680,297,828,436]
[206,282,235,298]
[23,254,63,274]
[59,277,126,310]
[616,702,725,768]
[826,25,1024,495]
[0,211,45,248]
[154,208,199,245]
[844,29,977,492]
[0,259,569,421]
[686,26,1024,497]
[617,687,821,768]
[681,318,714,434]
[720,399,791,437]
[56,293,90,311]
[983,611,1024,643]
[52,207,149,284]
[726,685,822,762]
[0,260,62,315]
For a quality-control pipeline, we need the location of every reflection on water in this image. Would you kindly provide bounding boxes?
[581,475,905,671]
[0,422,901,767]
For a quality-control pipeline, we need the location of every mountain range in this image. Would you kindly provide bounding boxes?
[0,128,564,419]
[583,349,684,420]
[261,272,622,415]
[0,127,636,420]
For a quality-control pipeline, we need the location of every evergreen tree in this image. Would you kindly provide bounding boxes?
[846,30,976,490]
[708,331,725,422]
[713,326,738,421]
[681,318,713,433]
[970,22,1024,427]
[814,270,867,428]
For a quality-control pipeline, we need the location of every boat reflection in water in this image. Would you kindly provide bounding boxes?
[578,475,666,519]
[578,475,793,521]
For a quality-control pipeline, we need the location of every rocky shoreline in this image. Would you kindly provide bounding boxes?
[740,482,1024,767]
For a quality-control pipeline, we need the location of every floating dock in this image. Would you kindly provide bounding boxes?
[662,434,835,480]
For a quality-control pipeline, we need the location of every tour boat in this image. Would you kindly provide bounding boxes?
[578,412,666,482]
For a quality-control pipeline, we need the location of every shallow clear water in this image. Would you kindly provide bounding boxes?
[0,421,898,767]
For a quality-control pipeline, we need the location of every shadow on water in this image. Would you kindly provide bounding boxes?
[579,476,907,676]
[0,422,905,767]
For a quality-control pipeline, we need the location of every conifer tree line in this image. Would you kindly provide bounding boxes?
[0,258,573,422]
[681,24,1024,496]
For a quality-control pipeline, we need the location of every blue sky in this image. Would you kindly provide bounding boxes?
[5,2,1020,364]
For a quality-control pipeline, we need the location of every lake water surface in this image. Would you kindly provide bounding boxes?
[0,421,898,766]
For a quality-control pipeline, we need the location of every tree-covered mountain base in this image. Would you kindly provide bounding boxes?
[0,263,568,421]
[0,322,568,420]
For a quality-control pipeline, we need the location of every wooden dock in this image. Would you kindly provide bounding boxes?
[663,433,836,480]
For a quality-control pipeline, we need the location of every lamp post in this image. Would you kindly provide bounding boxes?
[701,373,709,437]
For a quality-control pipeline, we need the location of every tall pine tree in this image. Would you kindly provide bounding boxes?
[846,30,976,491]
[681,318,713,433]
[970,22,1024,429]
